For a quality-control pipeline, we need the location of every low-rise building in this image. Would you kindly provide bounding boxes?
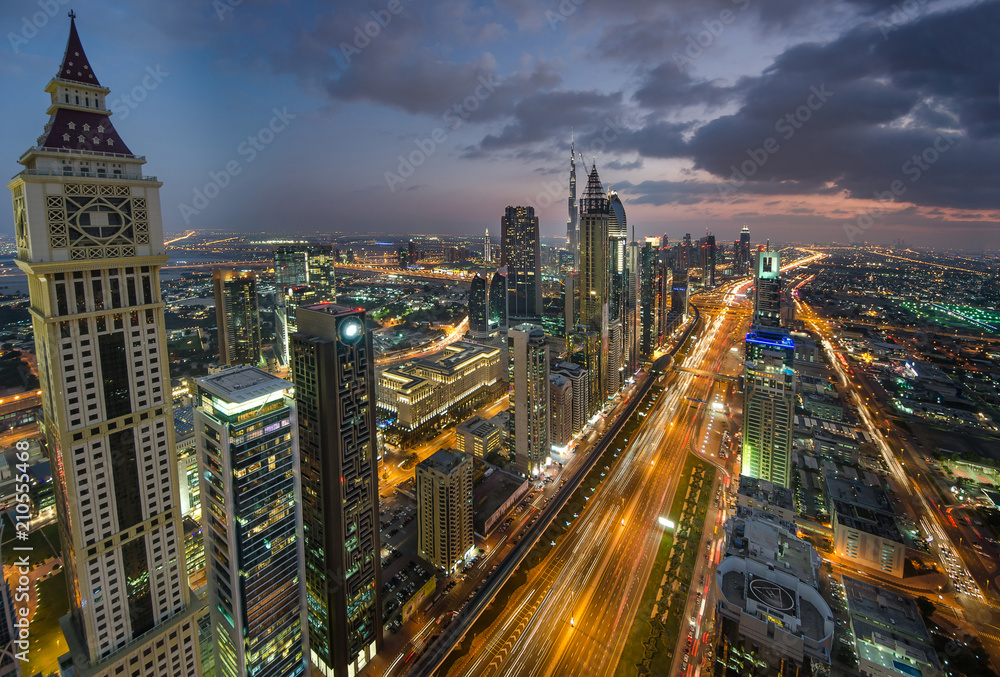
[455,415,502,459]
[378,341,503,432]
[736,476,796,532]
[842,576,942,677]
[827,475,906,578]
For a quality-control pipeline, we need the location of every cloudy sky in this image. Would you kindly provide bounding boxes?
[1,0,998,248]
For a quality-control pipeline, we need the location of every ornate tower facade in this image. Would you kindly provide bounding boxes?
[9,15,203,676]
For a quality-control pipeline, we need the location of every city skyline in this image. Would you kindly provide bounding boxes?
[1,2,998,248]
[6,6,1000,677]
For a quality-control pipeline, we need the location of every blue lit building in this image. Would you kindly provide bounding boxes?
[196,366,305,677]
[742,329,796,489]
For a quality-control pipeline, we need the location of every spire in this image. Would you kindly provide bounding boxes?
[580,161,608,215]
[57,12,102,86]
[35,14,133,155]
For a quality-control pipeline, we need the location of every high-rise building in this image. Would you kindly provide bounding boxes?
[508,325,550,477]
[552,362,588,436]
[738,225,751,275]
[274,244,337,298]
[567,328,602,417]
[195,367,305,677]
[578,164,609,333]
[657,242,673,342]
[702,233,716,287]
[501,206,543,322]
[625,238,640,375]
[549,374,574,447]
[606,319,623,396]
[488,268,507,329]
[214,269,261,366]
[741,329,795,488]
[753,249,782,327]
[416,449,473,573]
[291,304,381,677]
[484,228,491,263]
[670,268,689,322]
[10,15,203,674]
[566,138,579,268]
[276,284,322,364]
[639,241,660,358]
[468,272,490,338]
[562,272,577,337]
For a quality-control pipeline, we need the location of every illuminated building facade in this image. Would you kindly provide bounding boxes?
[416,449,473,573]
[508,325,550,477]
[214,269,261,366]
[10,15,204,675]
[377,341,502,431]
[742,329,795,488]
[291,304,381,677]
[195,367,305,677]
[501,206,543,323]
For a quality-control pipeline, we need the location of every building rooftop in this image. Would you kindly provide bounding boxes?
[738,476,795,512]
[457,415,498,438]
[197,366,291,404]
[411,341,500,374]
[842,576,941,673]
[419,449,468,475]
[826,475,903,542]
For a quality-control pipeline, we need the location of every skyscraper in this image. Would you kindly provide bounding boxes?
[488,268,507,329]
[639,241,660,358]
[214,269,261,366]
[549,374,574,447]
[552,362,588,435]
[566,138,579,268]
[671,268,689,321]
[579,164,609,333]
[10,15,203,674]
[702,233,716,287]
[468,272,490,337]
[739,225,751,275]
[416,449,473,573]
[508,325,550,477]
[195,367,306,677]
[501,206,543,322]
[742,329,796,488]
[291,304,381,677]
[484,227,491,263]
[625,238,640,375]
[754,249,782,327]
[274,244,337,300]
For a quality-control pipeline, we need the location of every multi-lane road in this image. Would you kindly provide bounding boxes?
[439,280,755,677]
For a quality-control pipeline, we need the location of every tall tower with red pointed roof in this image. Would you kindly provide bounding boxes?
[9,15,206,677]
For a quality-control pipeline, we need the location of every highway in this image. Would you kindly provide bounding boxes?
[438,282,752,677]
